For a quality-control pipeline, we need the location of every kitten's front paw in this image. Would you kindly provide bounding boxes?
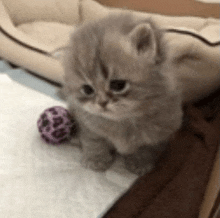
[124,156,154,176]
[81,154,115,172]
[123,144,167,176]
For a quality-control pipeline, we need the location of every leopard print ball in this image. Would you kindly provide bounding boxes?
[37,106,77,145]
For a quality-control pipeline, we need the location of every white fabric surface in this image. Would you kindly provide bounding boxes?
[0,74,137,218]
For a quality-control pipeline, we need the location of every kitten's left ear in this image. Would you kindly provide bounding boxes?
[129,23,157,57]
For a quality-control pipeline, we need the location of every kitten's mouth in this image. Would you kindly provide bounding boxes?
[99,110,133,120]
[89,108,120,120]
[83,105,138,120]
[84,107,112,117]
[99,109,114,117]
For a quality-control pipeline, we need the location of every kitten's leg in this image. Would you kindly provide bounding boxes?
[80,132,115,172]
[123,141,168,176]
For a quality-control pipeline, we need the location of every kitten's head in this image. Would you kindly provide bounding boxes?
[63,13,179,120]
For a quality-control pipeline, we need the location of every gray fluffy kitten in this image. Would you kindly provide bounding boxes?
[62,12,183,175]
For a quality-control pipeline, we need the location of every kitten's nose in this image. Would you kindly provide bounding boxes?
[98,100,108,108]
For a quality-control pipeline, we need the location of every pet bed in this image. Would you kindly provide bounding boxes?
[0,0,219,102]
[0,0,219,217]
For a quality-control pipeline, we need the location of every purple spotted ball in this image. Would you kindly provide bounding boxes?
[37,106,77,145]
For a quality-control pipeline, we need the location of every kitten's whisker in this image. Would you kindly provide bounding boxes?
[129,116,138,131]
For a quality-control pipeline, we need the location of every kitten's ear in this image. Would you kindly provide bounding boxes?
[129,23,157,57]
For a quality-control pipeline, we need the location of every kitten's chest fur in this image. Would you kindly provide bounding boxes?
[74,108,157,154]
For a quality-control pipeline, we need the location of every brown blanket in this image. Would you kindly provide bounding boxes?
[102,89,220,218]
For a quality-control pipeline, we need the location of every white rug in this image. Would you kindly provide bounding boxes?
[0,74,137,218]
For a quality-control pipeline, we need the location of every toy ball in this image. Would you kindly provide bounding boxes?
[37,106,77,145]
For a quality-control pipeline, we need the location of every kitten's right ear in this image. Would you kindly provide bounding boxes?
[129,23,157,57]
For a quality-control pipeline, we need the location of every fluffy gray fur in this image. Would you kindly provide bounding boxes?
[62,12,183,175]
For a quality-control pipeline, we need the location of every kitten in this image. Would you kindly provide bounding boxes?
[62,12,183,175]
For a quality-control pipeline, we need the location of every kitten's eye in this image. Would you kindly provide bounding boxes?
[110,80,129,94]
[81,84,95,96]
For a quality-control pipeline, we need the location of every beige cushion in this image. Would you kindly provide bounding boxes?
[0,0,219,100]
